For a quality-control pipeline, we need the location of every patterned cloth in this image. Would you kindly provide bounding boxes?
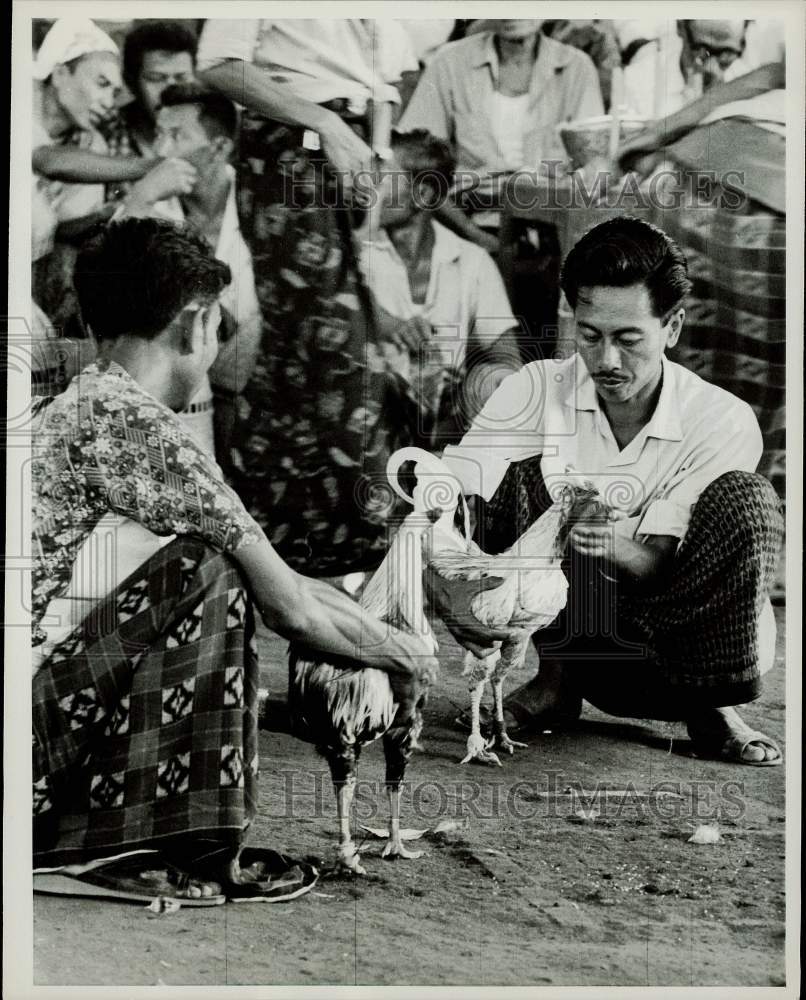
[642,129,786,496]
[100,102,152,204]
[33,537,259,868]
[32,360,263,644]
[483,459,783,702]
[230,112,439,576]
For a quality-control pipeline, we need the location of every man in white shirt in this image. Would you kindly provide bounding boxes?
[355,129,522,446]
[616,18,782,119]
[437,216,783,766]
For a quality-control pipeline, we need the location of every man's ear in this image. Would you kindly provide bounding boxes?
[50,63,70,89]
[664,307,685,349]
[165,309,197,356]
[214,136,234,162]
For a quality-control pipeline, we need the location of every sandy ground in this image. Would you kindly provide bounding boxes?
[33,609,787,988]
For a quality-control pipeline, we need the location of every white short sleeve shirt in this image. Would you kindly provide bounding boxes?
[444,353,763,543]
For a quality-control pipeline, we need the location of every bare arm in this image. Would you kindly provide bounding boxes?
[619,61,785,166]
[200,60,372,178]
[569,523,678,591]
[232,538,437,689]
[33,146,151,183]
[433,202,500,253]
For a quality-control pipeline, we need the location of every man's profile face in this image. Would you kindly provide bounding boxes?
[55,52,121,130]
[137,49,195,119]
[155,103,214,178]
[573,284,682,406]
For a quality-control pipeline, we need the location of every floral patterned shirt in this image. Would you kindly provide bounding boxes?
[32,360,263,642]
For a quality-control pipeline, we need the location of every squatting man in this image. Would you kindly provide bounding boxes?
[430,216,783,768]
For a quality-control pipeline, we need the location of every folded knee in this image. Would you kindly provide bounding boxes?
[697,471,784,543]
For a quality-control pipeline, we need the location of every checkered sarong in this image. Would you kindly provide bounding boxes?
[33,538,259,868]
[646,164,786,497]
[481,461,783,701]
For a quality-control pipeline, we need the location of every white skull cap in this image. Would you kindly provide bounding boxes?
[34,18,118,81]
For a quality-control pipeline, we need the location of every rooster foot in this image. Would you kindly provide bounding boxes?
[461,733,503,767]
[382,839,424,861]
[492,731,529,755]
[337,846,366,875]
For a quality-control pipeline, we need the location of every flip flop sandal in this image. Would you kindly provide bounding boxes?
[33,856,225,907]
[224,847,319,904]
[719,731,783,767]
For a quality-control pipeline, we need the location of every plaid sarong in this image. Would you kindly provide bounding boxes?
[646,162,786,497]
[481,458,784,703]
[33,538,259,868]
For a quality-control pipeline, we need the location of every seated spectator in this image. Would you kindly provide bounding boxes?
[615,18,782,119]
[616,59,787,500]
[32,19,151,332]
[32,218,436,902]
[400,18,604,361]
[400,18,603,177]
[355,129,522,446]
[114,83,261,458]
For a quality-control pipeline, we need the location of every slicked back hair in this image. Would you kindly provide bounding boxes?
[561,216,692,322]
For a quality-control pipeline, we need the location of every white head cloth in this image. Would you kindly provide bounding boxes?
[34,18,118,81]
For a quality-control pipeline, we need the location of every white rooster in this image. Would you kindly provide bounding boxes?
[388,447,610,766]
[288,508,438,873]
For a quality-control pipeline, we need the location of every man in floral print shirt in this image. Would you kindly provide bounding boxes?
[31,218,436,903]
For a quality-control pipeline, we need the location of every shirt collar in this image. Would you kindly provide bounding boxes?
[431,219,463,265]
[570,355,684,442]
[473,31,576,84]
[371,218,461,264]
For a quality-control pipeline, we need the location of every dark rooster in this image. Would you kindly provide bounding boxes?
[288,510,437,874]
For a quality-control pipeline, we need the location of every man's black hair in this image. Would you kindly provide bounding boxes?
[561,216,693,321]
[159,82,238,141]
[74,218,231,342]
[391,128,455,196]
[122,19,198,94]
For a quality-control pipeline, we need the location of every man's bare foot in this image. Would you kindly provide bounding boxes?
[164,867,222,898]
[686,706,782,766]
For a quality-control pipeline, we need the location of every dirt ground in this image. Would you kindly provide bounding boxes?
[33,609,787,988]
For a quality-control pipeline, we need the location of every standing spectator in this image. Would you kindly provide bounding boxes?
[197,19,434,577]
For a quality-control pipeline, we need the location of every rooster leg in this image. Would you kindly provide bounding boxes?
[489,638,529,755]
[461,678,502,767]
[381,731,423,860]
[334,776,366,874]
[327,750,365,875]
[490,676,529,755]
[382,786,424,860]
